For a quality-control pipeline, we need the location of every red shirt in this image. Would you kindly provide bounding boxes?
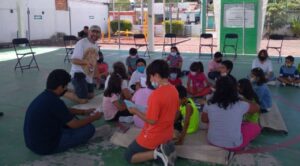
[97,62,108,75]
[136,84,179,149]
[168,78,182,86]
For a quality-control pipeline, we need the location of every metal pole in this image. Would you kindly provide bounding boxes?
[118,7,121,50]
[69,7,72,35]
[141,0,144,25]
[163,0,166,36]
[201,0,207,34]
[169,3,172,33]
[112,0,115,19]
[27,7,30,40]
[243,1,245,55]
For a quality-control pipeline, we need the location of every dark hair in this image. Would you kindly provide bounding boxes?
[129,48,138,55]
[147,59,169,79]
[251,67,267,85]
[97,51,104,63]
[84,26,89,29]
[113,61,128,80]
[46,69,71,90]
[176,85,187,99]
[146,71,154,89]
[209,76,239,109]
[136,58,146,66]
[104,73,122,97]
[286,55,294,62]
[221,60,233,73]
[238,78,260,104]
[258,49,268,58]
[171,46,180,55]
[190,61,204,73]
[214,52,223,58]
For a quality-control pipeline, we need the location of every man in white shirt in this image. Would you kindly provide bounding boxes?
[251,49,276,85]
[65,25,101,104]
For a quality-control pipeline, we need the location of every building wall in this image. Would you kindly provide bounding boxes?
[0,0,108,43]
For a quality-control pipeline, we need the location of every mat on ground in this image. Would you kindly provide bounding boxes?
[259,103,288,134]
[72,94,103,111]
[110,126,233,165]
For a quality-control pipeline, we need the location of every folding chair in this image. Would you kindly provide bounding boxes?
[133,34,150,57]
[199,33,213,59]
[162,33,176,57]
[222,33,238,59]
[63,35,78,63]
[12,38,39,73]
[266,34,284,63]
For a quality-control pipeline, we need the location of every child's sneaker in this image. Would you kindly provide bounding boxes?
[280,82,286,87]
[154,141,177,166]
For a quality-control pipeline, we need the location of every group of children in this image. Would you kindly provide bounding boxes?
[78,46,300,165]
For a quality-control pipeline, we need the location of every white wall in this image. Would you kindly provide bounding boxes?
[0,0,18,42]
[69,0,108,36]
[0,0,108,43]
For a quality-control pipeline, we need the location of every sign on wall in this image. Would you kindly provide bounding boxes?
[224,3,255,28]
[34,15,43,20]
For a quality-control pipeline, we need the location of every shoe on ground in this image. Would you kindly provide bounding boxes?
[154,141,177,166]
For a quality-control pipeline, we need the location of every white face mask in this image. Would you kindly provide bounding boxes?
[250,77,256,83]
[190,71,196,76]
[221,72,227,76]
[170,52,177,56]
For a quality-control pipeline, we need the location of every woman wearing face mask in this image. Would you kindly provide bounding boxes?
[208,52,223,80]
[128,58,147,92]
[168,67,182,86]
[187,61,211,97]
[251,49,276,85]
[166,46,183,70]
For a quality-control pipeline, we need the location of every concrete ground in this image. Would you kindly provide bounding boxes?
[0,47,300,165]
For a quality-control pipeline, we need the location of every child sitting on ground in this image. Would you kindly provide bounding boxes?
[95,51,108,89]
[132,75,154,128]
[128,58,147,92]
[208,52,223,80]
[126,48,140,75]
[174,85,199,145]
[166,46,183,71]
[102,73,132,121]
[278,55,300,87]
[187,61,211,97]
[251,67,272,113]
[238,78,261,123]
[168,67,182,86]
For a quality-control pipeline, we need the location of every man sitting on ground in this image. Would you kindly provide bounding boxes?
[23,69,102,155]
[78,26,89,39]
[64,25,101,104]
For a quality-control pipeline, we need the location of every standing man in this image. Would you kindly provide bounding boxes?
[24,69,102,155]
[78,26,89,39]
[65,25,101,104]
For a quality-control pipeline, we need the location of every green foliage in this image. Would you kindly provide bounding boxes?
[291,18,300,37]
[266,3,288,31]
[110,20,132,33]
[163,20,184,36]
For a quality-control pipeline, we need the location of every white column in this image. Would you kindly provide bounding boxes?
[147,0,154,51]
[257,0,268,52]
[16,0,26,38]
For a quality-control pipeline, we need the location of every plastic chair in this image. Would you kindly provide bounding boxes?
[162,33,176,57]
[199,33,213,59]
[12,38,39,73]
[222,33,238,59]
[133,34,150,57]
[266,34,284,63]
[63,35,78,63]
